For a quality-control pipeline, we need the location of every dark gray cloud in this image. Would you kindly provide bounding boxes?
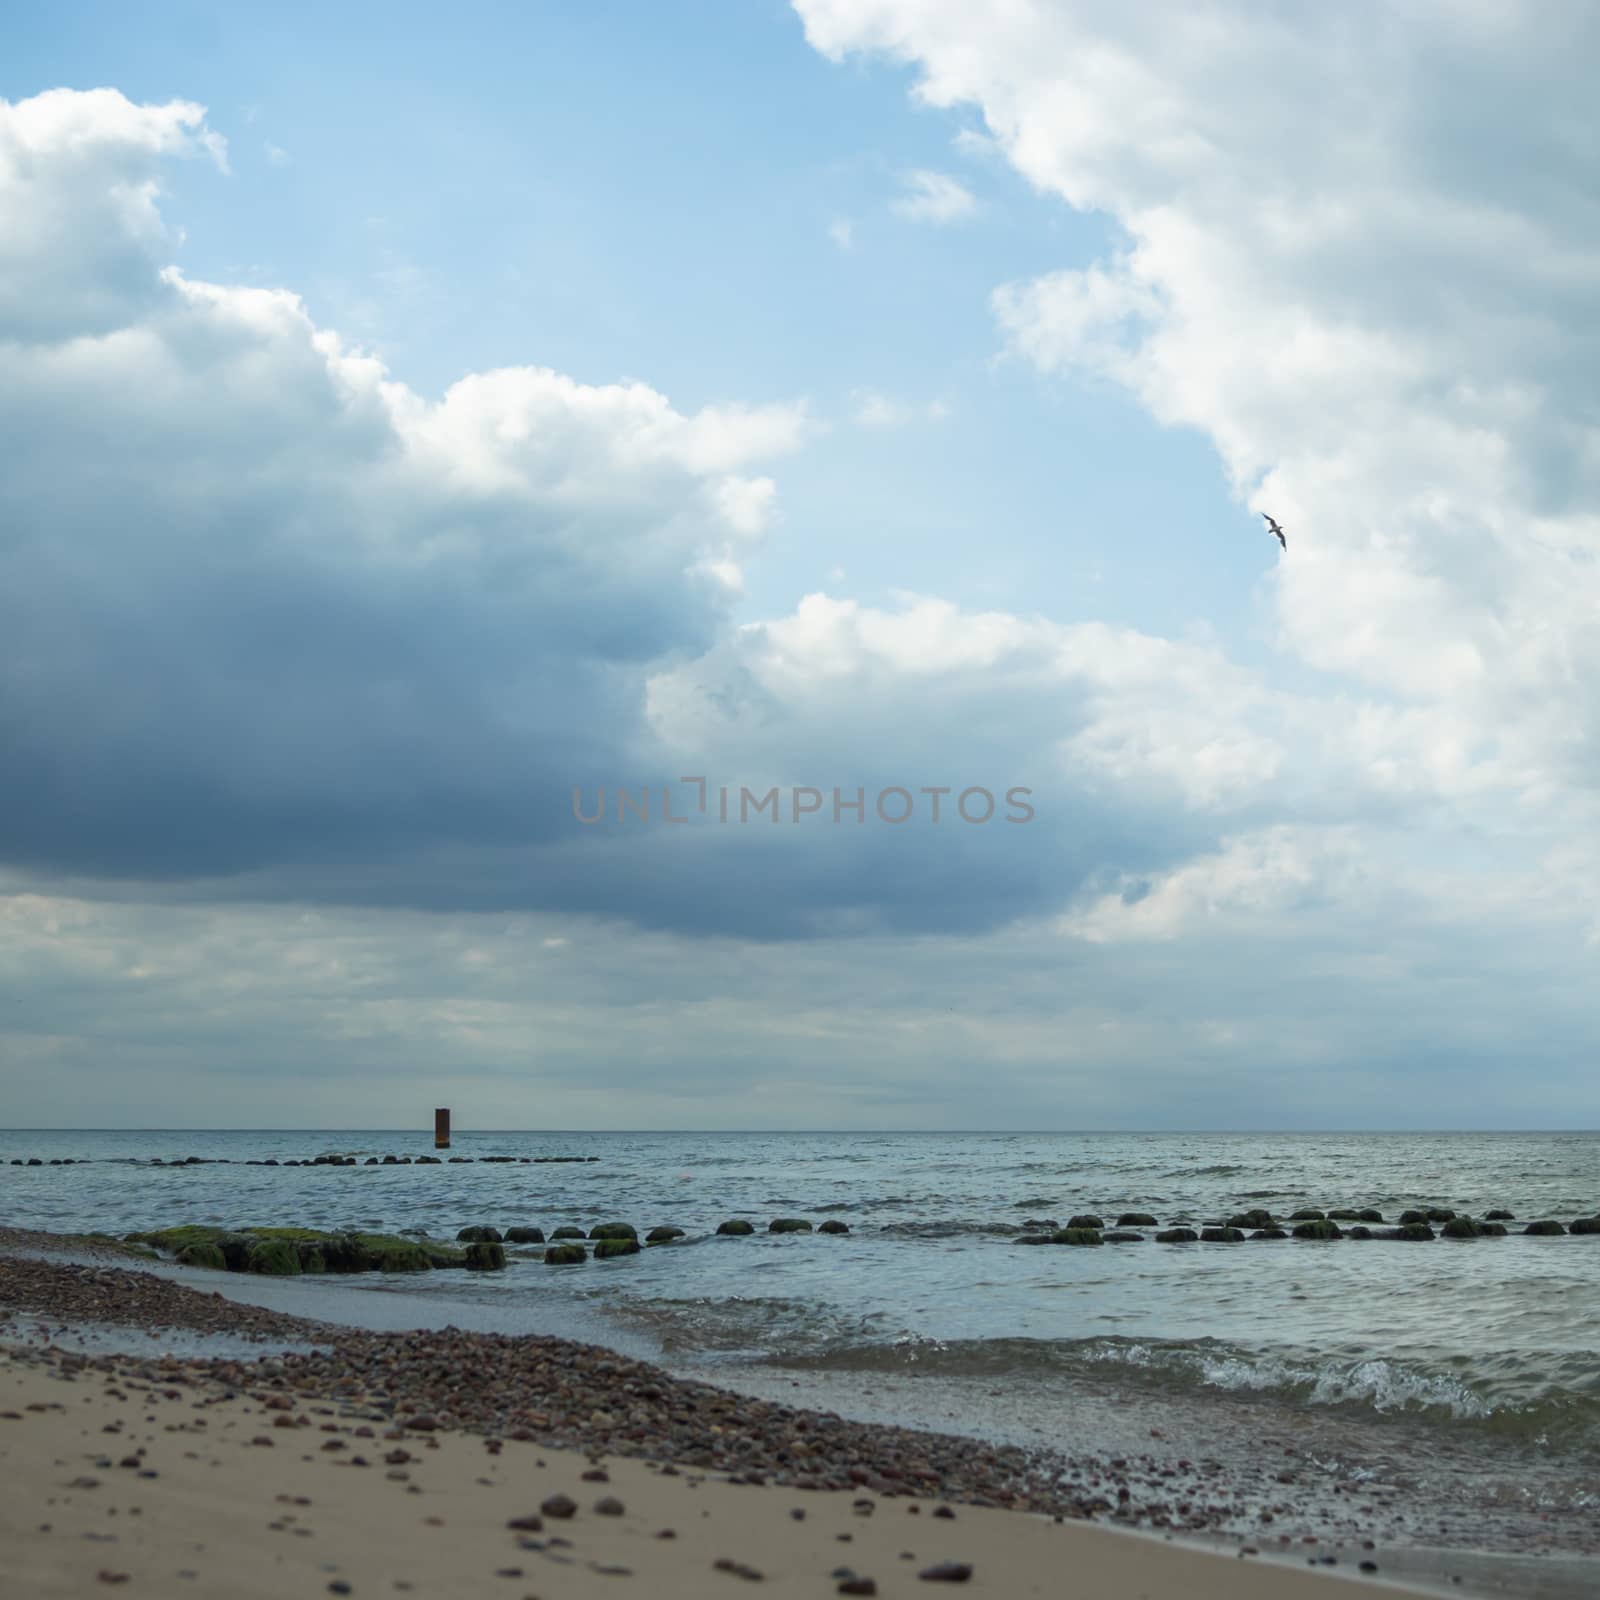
[0,89,1334,940]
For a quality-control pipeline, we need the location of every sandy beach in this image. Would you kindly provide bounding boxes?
[0,1232,1421,1600]
[2,1343,1402,1600]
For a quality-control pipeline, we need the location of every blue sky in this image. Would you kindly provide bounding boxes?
[2,2,1597,1127]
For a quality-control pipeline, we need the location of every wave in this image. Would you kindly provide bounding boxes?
[750,1332,1600,1444]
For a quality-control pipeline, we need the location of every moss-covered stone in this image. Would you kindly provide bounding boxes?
[588,1223,638,1241]
[1327,1208,1363,1221]
[1398,1210,1428,1225]
[456,1225,504,1243]
[544,1243,587,1264]
[175,1241,227,1270]
[1478,1222,1508,1237]
[1201,1226,1245,1242]
[1440,1217,1482,1239]
[1049,1227,1103,1246]
[1066,1214,1104,1231]
[1484,1209,1515,1222]
[1568,1217,1600,1235]
[1103,1230,1145,1243]
[818,1220,850,1235]
[1015,1234,1056,1245]
[128,1224,460,1274]
[505,1226,546,1244]
[716,1220,755,1236]
[1227,1209,1275,1230]
[1525,1219,1566,1235]
[1156,1228,1198,1243]
[594,1238,641,1259]
[365,1240,432,1272]
[1289,1208,1326,1222]
[550,1226,585,1240]
[1391,1222,1435,1240]
[645,1225,686,1244]
[1116,1213,1159,1227]
[464,1241,506,1270]
[1250,1227,1289,1240]
[1359,1209,1385,1223]
[1292,1219,1343,1240]
[1426,1208,1457,1223]
[1346,1226,1375,1240]
[246,1237,302,1275]
[768,1218,813,1233]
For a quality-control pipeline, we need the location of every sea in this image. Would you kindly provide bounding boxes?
[3,1128,1598,1593]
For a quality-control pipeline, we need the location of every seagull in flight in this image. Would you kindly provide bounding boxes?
[1261,512,1287,550]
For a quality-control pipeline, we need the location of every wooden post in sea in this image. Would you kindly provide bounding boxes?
[434,1108,451,1149]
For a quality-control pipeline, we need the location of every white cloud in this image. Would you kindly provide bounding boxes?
[794,0,1600,830]
[0,89,228,340]
[264,141,289,166]
[828,218,855,251]
[850,388,951,428]
[891,168,977,223]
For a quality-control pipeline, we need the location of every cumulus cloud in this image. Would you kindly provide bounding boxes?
[795,0,1600,831]
[0,85,1396,949]
[891,168,977,223]
[0,89,818,913]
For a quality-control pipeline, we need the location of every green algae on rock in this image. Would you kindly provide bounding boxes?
[1291,1219,1343,1240]
[127,1225,466,1273]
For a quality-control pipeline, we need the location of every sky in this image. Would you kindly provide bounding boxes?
[1,0,1597,1129]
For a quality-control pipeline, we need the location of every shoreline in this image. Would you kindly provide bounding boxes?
[2,1340,1425,1600]
[0,1227,1588,1597]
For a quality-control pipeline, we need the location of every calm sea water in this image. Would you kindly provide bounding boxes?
[4,1128,1599,1571]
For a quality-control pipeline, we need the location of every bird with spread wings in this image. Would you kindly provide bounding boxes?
[1261,512,1287,550]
